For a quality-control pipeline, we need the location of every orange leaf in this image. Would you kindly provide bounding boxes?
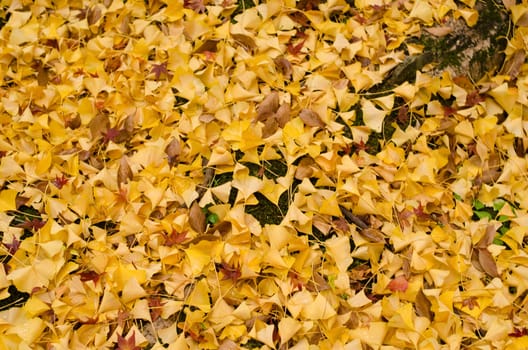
[388,275,409,292]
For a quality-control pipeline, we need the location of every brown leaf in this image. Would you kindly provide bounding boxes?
[274,56,293,79]
[232,33,257,53]
[37,65,49,86]
[516,11,528,27]
[184,0,206,13]
[274,103,291,128]
[165,138,181,167]
[415,289,432,320]
[189,201,206,234]
[194,39,220,53]
[261,117,278,138]
[117,156,133,185]
[360,228,385,243]
[123,113,135,134]
[299,109,325,127]
[294,157,314,180]
[87,6,102,25]
[478,248,499,277]
[402,247,412,279]
[339,205,368,230]
[89,113,110,139]
[424,26,453,37]
[501,49,526,81]
[481,153,501,184]
[477,224,498,249]
[257,92,279,122]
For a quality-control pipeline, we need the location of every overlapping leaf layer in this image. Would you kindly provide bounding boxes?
[0,0,528,349]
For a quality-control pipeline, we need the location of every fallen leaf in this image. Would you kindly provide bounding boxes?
[299,109,324,127]
[360,228,385,243]
[117,331,141,350]
[478,248,499,278]
[232,33,257,53]
[118,156,133,186]
[189,201,206,234]
[257,92,280,122]
[387,275,409,292]
[424,26,453,37]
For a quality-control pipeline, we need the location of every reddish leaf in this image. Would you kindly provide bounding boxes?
[3,237,20,255]
[148,297,166,321]
[184,0,206,13]
[509,327,528,337]
[465,90,485,107]
[151,62,169,80]
[219,263,241,282]
[164,230,188,246]
[443,105,458,117]
[413,202,429,220]
[288,270,305,291]
[80,270,101,284]
[102,127,121,143]
[117,332,141,350]
[388,275,409,292]
[396,105,409,124]
[52,174,69,189]
[18,218,46,231]
[461,296,479,310]
[287,40,305,55]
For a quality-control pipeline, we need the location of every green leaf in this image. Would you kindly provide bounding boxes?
[493,199,506,211]
[474,210,493,220]
[497,215,509,222]
[473,199,485,210]
[453,193,462,201]
[207,213,219,225]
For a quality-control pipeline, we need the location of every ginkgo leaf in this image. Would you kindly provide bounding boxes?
[299,109,324,127]
[387,275,409,292]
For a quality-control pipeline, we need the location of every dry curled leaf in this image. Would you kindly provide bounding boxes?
[117,156,133,185]
[189,201,206,234]
[360,228,385,243]
[232,33,257,53]
[415,289,432,320]
[165,138,181,167]
[274,103,291,128]
[477,248,499,278]
[299,109,325,127]
[274,56,293,79]
[424,26,453,37]
[257,92,280,122]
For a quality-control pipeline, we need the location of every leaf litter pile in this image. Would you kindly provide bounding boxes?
[1,0,528,348]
